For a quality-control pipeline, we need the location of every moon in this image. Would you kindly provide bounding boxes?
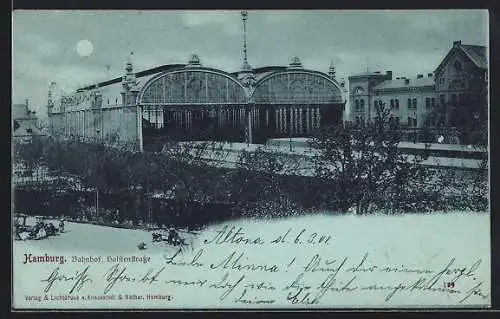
[76,39,94,57]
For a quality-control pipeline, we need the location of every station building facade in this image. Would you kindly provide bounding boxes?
[48,54,346,151]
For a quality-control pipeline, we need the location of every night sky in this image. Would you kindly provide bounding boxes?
[12,10,488,117]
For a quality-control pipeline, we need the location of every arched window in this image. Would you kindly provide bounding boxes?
[355,99,359,111]
[360,99,365,112]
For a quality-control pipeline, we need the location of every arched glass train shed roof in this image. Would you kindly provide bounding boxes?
[137,67,247,105]
[137,67,344,106]
[251,69,344,104]
[67,59,345,108]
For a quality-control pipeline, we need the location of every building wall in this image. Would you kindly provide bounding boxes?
[48,70,142,150]
[50,106,139,149]
[373,88,436,128]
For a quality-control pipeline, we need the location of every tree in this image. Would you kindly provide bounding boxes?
[309,102,426,215]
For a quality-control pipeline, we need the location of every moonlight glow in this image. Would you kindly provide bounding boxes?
[76,39,94,57]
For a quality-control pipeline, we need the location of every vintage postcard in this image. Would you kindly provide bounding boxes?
[12,10,490,309]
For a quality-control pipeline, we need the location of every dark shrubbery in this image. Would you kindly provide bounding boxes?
[13,111,489,227]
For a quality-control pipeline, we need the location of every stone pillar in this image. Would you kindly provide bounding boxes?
[306,107,311,134]
[316,107,320,129]
[298,107,302,135]
[275,108,279,134]
[137,105,143,152]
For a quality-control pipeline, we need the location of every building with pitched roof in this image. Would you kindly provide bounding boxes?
[12,100,44,143]
[347,40,487,134]
[434,40,488,129]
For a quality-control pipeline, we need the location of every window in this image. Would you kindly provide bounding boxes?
[390,99,394,108]
[426,98,431,109]
[408,98,412,108]
[408,117,412,126]
[450,79,465,90]
[453,60,462,72]
[440,95,445,107]
[395,99,399,109]
[413,118,417,127]
[374,100,378,110]
[355,99,359,111]
[360,99,365,112]
[26,128,32,134]
[412,98,417,109]
[431,98,436,107]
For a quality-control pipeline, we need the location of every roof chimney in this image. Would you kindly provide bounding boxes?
[417,74,423,79]
[405,79,410,85]
[386,71,393,80]
[453,40,462,47]
[428,73,433,78]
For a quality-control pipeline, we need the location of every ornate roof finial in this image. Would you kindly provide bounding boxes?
[187,53,202,67]
[122,51,138,92]
[48,82,56,108]
[329,61,336,79]
[288,56,303,69]
[126,51,134,73]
